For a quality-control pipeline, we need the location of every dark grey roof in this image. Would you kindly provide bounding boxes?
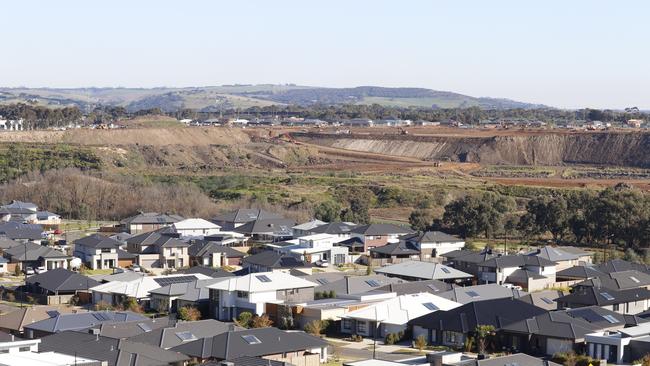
[216,356,289,366]
[149,278,225,301]
[0,222,44,240]
[374,260,472,280]
[120,212,184,225]
[402,231,464,244]
[117,249,137,260]
[234,219,296,236]
[127,231,189,250]
[242,251,309,269]
[4,242,68,261]
[557,265,605,279]
[26,268,99,293]
[526,246,581,262]
[438,284,526,304]
[409,298,547,332]
[573,270,650,290]
[39,331,189,366]
[350,223,414,236]
[557,286,650,307]
[443,249,497,264]
[130,319,240,349]
[479,254,556,269]
[309,222,358,235]
[179,266,235,278]
[212,209,283,224]
[170,327,328,360]
[188,240,245,258]
[501,306,645,340]
[375,279,452,295]
[474,353,562,366]
[369,240,420,256]
[304,273,405,295]
[24,311,148,333]
[75,233,123,249]
[506,268,546,281]
[517,289,564,311]
[0,237,20,250]
[84,317,170,339]
[598,259,650,274]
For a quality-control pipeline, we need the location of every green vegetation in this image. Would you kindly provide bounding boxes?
[0,143,101,182]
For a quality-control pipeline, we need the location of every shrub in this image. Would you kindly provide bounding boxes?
[413,335,427,351]
[304,320,329,336]
[235,311,253,328]
[250,314,273,328]
[178,306,201,321]
[94,300,113,311]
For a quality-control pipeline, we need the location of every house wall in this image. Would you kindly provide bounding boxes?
[276,287,314,303]
[420,241,465,258]
[546,338,574,356]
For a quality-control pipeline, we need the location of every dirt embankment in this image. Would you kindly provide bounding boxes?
[0,127,250,146]
[293,132,650,168]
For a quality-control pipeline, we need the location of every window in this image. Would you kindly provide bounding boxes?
[357,321,367,333]
[316,278,329,285]
[423,302,439,311]
[603,315,619,324]
[242,335,262,344]
[0,350,8,354]
[138,323,152,332]
[365,280,380,287]
[343,319,352,330]
[613,304,620,311]
[466,291,480,298]
[256,275,272,283]
[237,291,248,299]
[101,248,111,253]
[176,331,197,342]
[19,347,31,352]
[441,267,451,274]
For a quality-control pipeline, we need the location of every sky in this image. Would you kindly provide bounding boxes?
[1,1,648,109]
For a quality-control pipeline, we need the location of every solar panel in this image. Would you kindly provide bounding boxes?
[242,334,262,344]
[176,331,197,342]
[256,275,272,283]
[441,267,451,274]
[93,313,113,321]
[600,292,615,301]
[603,315,619,324]
[365,280,380,287]
[154,276,198,287]
[138,323,152,332]
[423,302,439,311]
[466,291,480,298]
[541,297,554,304]
[316,278,329,285]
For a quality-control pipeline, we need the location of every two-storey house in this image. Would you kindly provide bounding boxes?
[73,234,122,269]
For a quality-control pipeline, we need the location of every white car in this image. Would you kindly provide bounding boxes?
[23,267,35,275]
[315,260,329,268]
[35,266,47,274]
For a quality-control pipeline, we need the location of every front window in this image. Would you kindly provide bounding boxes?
[237,291,248,299]
[357,321,367,333]
[343,319,352,330]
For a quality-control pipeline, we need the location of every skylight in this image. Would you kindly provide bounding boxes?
[441,267,451,274]
[242,334,262,344]
[541,297,554,305]
[256,275,272,283]
[423,302,439,311]
[630,276,641,283]
[603,315,619,324]
[466,291,480,298]
[366,280,380,287]
[176,331,197,342]
[600,292,615,301]
[138,323,152,332]
[427,284,440,292]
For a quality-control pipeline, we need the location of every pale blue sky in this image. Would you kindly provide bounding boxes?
[2,1,648,109]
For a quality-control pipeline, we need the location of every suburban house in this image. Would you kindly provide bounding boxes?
[234,218,296,242]
[350,223,414,253]
[188,239,245,267]
[179,265,235,279]
[3,242,69,271]
[409,298,547,347]
[585,322,650,364]
[344,352,560,366]
[170,327,328,364]
[340,292,461,338]
[556,286,650,315]
[436,283,526,304]
[374,260,473,283]
[34,211,61,225]
[148,278,224,315]
[207,271,317,321]
[556,265,605,282]
[73,233,123,270]
[25,268,99,305]
[527,246,593,271]
[401,231,466,259]
[369,240,421,266]
[0,305,80,336]
[126,231,190,269]
[305,273,406,297]
[306,222,358,238]
[120,212,184,234]
[268,233,350,265]
[0,257,7,273]
[0,207,37,223]
[501,306,646,357]
[375,279,452,295]
[0,336,99,366]
[517,289,565,311]
[39,331,190,366]
[571,269,650,291]
[171,218,221,238]
[241,250,312,275]
[129,319,239,350]
[90,273,211,307]
[296,292,396,329]
[23,311,148,338]
[212,208,284,230]
[598,259,650,274]
[292,219,327,237]
[443,248,497,278]
[0,222,44,243]
[476,254,557,290]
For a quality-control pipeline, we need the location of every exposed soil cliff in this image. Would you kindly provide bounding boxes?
[293,132,650,168]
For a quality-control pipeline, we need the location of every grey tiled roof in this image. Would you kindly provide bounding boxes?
[304,273,405,295]
[350,223,414,236]
[127,231,189,250]
[75,233,123,249]
[212,209,283,224]
[437,283,526,304]
[188,240,245,258]
[130,319,241,349]
[4,242,68,261]
[24,311,148,333]
[557,286,650,307]
[120,212,184,225]
[242,250,309,269]
[26,268,99,293]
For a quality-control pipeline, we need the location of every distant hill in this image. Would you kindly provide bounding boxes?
[0,85,547,111]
